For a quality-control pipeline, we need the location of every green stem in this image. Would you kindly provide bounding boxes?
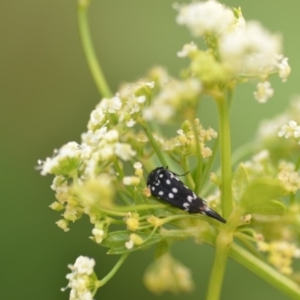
[230,243,300,300]
[181,157,195,189]
[140,121,167,167]
[77,1,112,98]
[98,203,167,216]
[199,139,219,194]
[192,120,203,195]
[295,155,300,171]
[97,253,129,288]
[215,93,233,219]
[206,229,232,300]
[206,207,240,300]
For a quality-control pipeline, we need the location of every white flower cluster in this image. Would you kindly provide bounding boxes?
[38,142,81,176]
[176,0,290,102]
[254,81,274,104]
[143,78,202,123]
[63,256,97,300]
[176,0,235,37]
[277,161,300,194]
[257,240,300,275]
[39,80,155,179]
[256,97,300,151]
[87,81,154,132]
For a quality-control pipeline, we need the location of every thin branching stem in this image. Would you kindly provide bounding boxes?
[77,1,112,98]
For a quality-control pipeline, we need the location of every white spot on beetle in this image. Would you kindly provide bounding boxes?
[187,195,193,202]
[172,187,178,193]
[166,179,171,185]
[158,191,164,196]
[183,202,190,211]
[168,193,174,198]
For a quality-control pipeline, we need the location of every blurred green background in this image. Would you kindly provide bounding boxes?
[1,0,299,299]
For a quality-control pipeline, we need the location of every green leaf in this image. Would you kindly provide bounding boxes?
[246,199,286,216]
[240,179,285,216]
[101,230,162,255]
[232,163,249,202]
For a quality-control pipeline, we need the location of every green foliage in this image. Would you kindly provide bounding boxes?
[101,231,163,255]
[239,179,286,216]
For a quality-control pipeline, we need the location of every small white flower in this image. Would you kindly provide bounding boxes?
[254,81,274,103]
[133,162,142,169]
[80,291,93,300]
[137,95,146,103]
[88,108,105,129]
[114,143,136,161]
[72,256,95,275]
[177,42,198,58]
[125,239,134,250]
[90,126,108,144]
[277,55,291,82]
[103,129,119,143]
[146,81,155,88]
[99,145,114,161]
[123,176,141,186]
[102,95,122,113]
[126,119,136,127]
[278,120,300,139]
[56,219,70,232]
[92,228,105,244]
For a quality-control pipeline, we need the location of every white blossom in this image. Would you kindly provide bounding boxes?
[177,42,198,58]
[219,21,282,77]
[39,142,81,176]
[143,78,201,123]
[278,120,300,140]
[101,95,122,113]
[277,55,291,82]
[114,143,136,161]
[137,95,146,103]
[126,119,136,127]
[92,228,105,244]
[254,81,274,103]
[63,256,96,300]
[103,129,119,143]
[123,176,141,186]
[176,0,235,37]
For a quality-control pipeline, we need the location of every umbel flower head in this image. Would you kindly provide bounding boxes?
[176,0,290,101]
[143,253,194,294]
[62,256,99,300]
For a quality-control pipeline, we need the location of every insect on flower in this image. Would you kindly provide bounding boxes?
[147,167,226,223]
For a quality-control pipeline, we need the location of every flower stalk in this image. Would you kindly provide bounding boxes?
[215,92,233,219]
[77,1,112,98]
